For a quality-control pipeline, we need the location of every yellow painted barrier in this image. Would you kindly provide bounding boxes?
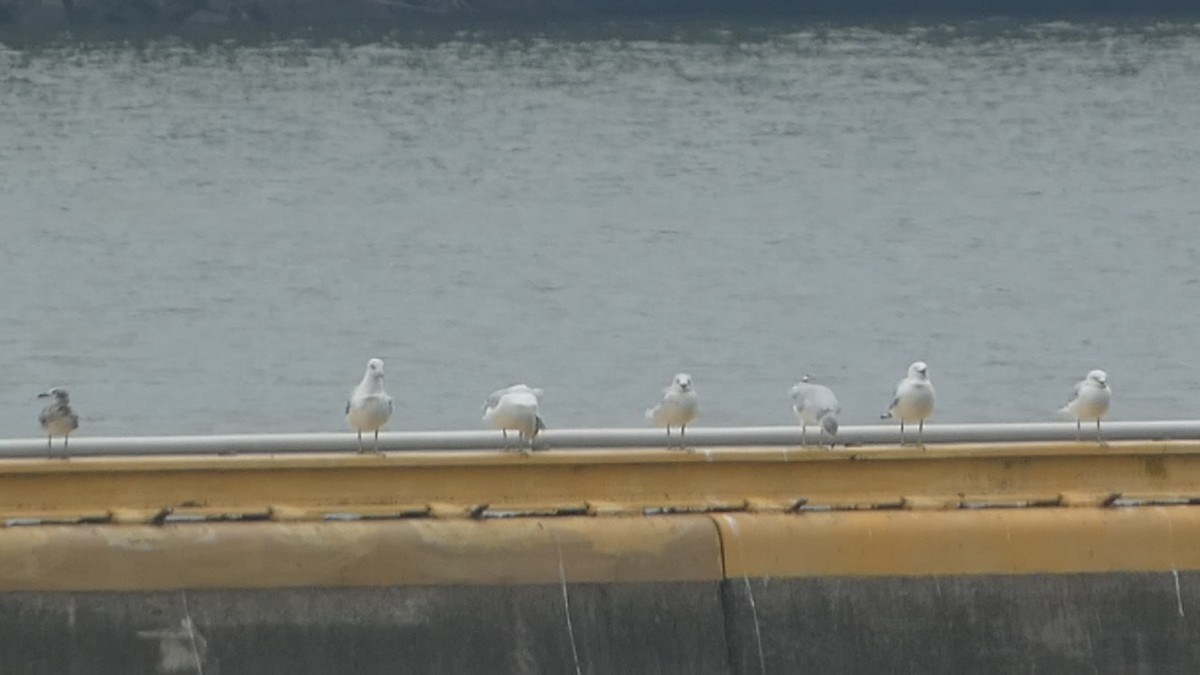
[713,507,1200,578]
[0,442,1196,522]
[0,442,1198,591]
[4,507,1200,590]
[0,516,723,592]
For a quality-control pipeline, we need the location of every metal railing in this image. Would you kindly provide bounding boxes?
[2,420,1199,458]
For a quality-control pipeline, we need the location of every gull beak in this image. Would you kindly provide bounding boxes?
[36,392,50,399]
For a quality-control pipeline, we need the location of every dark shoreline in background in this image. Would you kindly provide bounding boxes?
[0,0,1198,34]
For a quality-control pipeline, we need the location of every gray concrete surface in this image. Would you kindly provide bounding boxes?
[1,574,1197,674]
[0,0,1197,28]
[723,573,1199,674]
[0,583,730,675]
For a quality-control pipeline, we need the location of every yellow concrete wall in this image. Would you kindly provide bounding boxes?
[3,442,1200,591]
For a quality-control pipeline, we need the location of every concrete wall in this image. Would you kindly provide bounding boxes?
[3,572,1197,674]
[1,0,1197,29]
[723,573,1199,674]
[3,584,731,675]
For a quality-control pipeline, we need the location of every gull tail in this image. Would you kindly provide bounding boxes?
[879,411,893,420]
[821,415,839,437]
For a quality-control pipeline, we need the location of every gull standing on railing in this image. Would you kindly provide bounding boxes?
[345,358,393,454]
[483,384,546,452]
[881,361,935,446]
[1060,369,1111,443]
[37,387,79,460]
[790,376,840,448]
[646,373,698,449]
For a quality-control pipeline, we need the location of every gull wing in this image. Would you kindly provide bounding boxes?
[483,389,505,412]
[1065,380,1083,405]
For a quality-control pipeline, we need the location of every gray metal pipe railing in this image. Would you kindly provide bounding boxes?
[1,420,1199,458]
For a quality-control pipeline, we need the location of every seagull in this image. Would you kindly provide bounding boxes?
[37,387,79,460]
[345,358,393,454]
[1060,369,1111,442]
[790,376,840,449]
[483,384,545,452]
[880,361,935,446]
[645,373,698,449]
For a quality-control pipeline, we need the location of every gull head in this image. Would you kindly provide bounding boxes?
[38,387,70,401]
[672,373,693,392]
[789,375,813,399]
[366,358,385,377]
[908,361,929,379]
[1087,369,1108,387]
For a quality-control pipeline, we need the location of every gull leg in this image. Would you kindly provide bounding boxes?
[801,423,807,447]
[373,429,381,455]
[1075,419,1082,442]
[681,424,692,453]
[526,424,541,455]
[504,429,524,454]
[356,431,365,454]
[918,419,925,449]
[1097,419,1106,446]
[63,434,70,461]
[899,421,906,446]
[46,435,52,460]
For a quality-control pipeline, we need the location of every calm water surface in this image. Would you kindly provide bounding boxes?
[2,20,1199,436]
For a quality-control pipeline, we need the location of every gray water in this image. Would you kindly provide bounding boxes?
[2,20,1199,437]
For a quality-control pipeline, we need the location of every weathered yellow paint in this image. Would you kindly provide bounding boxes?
[1,443,1199,590]
[4,507,1200,590]
[714,507,1200,577]
[0,442,1197,521]
[0,516,724,592]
